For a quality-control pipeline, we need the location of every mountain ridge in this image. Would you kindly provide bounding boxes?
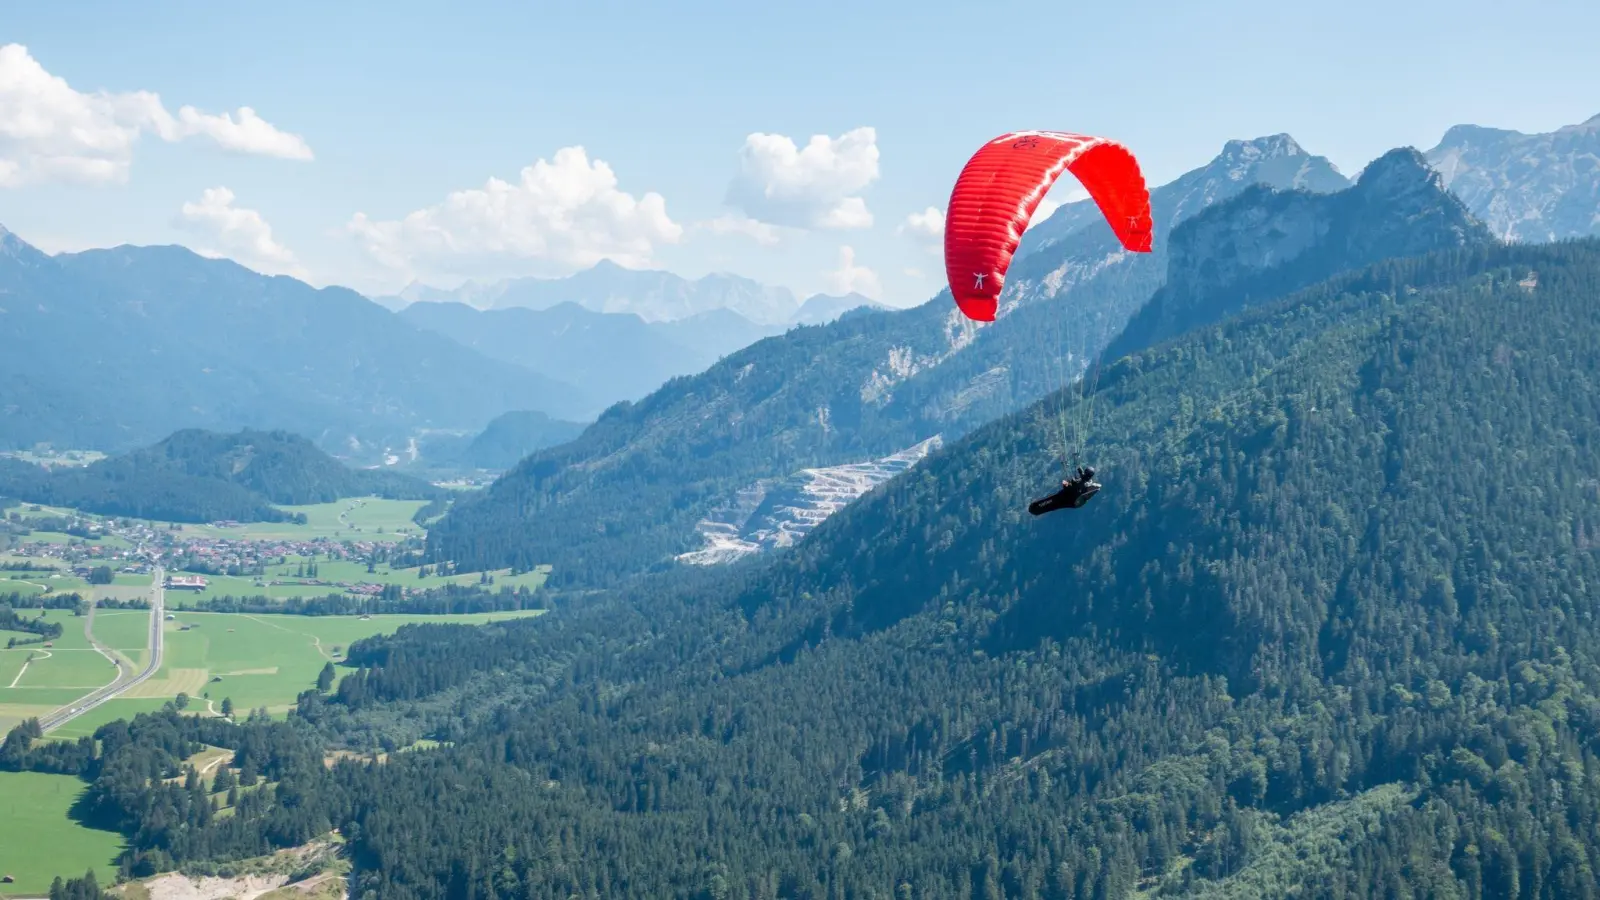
[399,300,787,405]
[1425,110,1600,242]
[0,234,593,454]
[376,259,806,326]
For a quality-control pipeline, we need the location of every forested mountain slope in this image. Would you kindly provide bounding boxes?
[341,240,1600,898]
[428,146,1489,586]
[12,240,1597,898]
[0,428,439,523]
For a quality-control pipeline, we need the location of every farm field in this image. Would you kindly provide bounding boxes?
[46,698,172,740]
[5,606,543,734]
[126,609,545,718]
[0,771,125,895]
[178,497,432,541]
[0,635,123,734]
[90,609,152,654]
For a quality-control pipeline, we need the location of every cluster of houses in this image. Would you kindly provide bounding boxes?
[8,514,408,600]
[173,534,387,573]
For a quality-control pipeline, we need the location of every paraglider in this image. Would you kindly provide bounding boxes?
[942,131,1154,513]
[944,131,1154,323]
[1028,466,1101,516]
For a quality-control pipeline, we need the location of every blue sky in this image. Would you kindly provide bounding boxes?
[3,0,1596,305]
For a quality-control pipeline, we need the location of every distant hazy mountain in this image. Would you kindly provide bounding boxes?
[790,292,883,326]
[380,260,803,326]
[0,428,439,523]
[0,228,592,454]
[400,301,787,403]
[1425,112,1600,242]
[449,411,588,471]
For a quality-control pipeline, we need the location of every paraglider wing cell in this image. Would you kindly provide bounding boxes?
[944,131,1153,322]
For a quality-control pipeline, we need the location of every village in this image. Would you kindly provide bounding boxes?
[3,508,420,599]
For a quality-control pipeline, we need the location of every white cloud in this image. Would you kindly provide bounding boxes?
[0,43,312,187]
[1027,186,1088,230]
[825,245,882,299]
[346,145,683,281]
[899,206,945,240]
[175,186,306,278]
[701,214,781,246]
[726,127,878,230]
[1028,199,1062,230]
[161,106,314,160]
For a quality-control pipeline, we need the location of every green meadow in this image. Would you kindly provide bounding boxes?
[124,609,545,717]
[177,497,432,541]
[0,771,125,895]
[0,608,123,733]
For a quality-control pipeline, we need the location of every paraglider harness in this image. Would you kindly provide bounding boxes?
[1028,464,1101,516]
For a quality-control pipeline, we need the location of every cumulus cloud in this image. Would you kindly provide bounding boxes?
[899,206,945,241]
[701,213,780,246]
[1029,199,1062,229]
[726,127,878,230]
[160,106,314,160]
[0,43,312,187]
[346,146,683,281]
[175,186,305,278]
[825,245,882,299]
[1027,185,1088,230]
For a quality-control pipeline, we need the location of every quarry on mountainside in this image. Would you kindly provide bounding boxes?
[679,436,944,564]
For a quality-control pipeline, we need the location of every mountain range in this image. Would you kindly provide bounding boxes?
[399,301,788,404]
[0,232,594,455]
[1424,112,1600,242]
[374,260,880,327]
[427,134,1482,587]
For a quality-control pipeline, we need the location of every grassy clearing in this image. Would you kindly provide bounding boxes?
[140,609,545,717]
[0,771,125,894]
[35,609,93,650]
[0,613,117,733]
[0,578,48,598]
[90,609,151,652]
[3,649,118,689]
[47,699,172,740]
[1,571,91,599]
[176,497,430,541]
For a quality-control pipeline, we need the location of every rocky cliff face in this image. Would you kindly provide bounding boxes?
[1109,147,1495,358]
[1426,113,1600,242]
[1020,133,1350,259]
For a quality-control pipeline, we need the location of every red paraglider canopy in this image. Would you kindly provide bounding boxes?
[944,131,1153,322]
